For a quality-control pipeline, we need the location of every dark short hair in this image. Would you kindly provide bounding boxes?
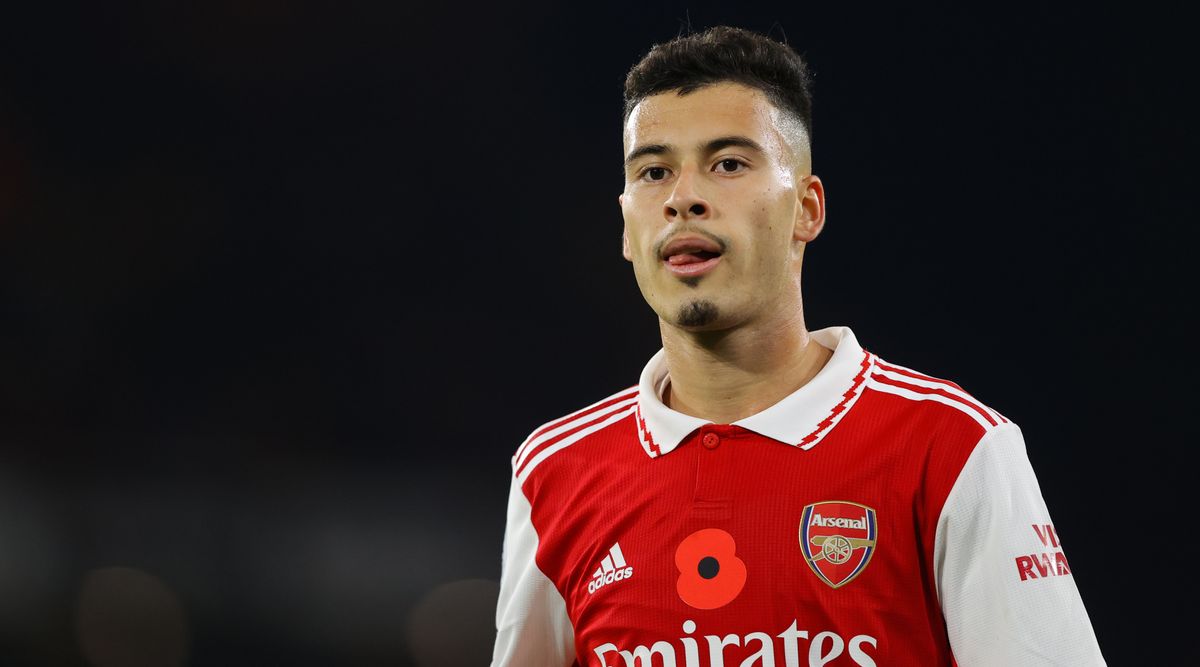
[623,26,814,142]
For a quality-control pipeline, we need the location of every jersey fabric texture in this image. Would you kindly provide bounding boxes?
[492,326,1105,667]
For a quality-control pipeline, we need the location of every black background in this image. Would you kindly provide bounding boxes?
[1,2,1193,665]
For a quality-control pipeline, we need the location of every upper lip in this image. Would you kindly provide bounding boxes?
[660,235,724,260]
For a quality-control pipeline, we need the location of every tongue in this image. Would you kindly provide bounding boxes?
[668,253,709,265]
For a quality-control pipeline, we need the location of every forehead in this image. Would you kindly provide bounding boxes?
[623,82,787,154]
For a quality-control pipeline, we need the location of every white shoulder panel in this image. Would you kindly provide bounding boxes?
[491,474,575,667]
[935,423,1106,666]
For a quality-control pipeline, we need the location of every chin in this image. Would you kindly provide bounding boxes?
[673,299,722,329]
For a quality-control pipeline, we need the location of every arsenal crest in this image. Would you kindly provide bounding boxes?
[799,501,878,589]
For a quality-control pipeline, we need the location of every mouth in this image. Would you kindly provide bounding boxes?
[660,236,724,279]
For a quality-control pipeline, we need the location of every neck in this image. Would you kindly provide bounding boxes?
[658,302,832,424]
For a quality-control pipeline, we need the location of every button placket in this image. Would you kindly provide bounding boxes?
[693,427,734,507]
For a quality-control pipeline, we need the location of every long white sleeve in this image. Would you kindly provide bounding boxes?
[935,423,1105,666]
[491,473,576,667]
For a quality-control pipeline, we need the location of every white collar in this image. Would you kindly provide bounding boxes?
[633,326,874,458]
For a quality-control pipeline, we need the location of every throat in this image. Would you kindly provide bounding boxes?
[661,333,833,424]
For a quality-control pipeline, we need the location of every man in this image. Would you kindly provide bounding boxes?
[493,26,1104,667]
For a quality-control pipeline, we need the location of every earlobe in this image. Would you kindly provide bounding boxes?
[793,175,826,243]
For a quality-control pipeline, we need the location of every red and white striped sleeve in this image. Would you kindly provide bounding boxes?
[491,468,575,667]
[934,422,1106,666]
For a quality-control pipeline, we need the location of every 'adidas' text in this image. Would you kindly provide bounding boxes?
[588,543,634,595]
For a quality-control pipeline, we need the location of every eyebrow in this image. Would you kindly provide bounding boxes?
[623,135,766,169]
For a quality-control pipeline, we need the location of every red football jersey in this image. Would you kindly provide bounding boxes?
[492,327,1105,666]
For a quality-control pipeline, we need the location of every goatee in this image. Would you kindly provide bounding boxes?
[677,300,719,327]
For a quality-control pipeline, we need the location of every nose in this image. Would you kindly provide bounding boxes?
[663,167,710,222]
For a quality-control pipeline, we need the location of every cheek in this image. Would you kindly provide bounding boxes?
[741,198,796,281]
[626,227,652,264]
[623,226,659,281]
[624,209,663,261]
[749,197,791,246]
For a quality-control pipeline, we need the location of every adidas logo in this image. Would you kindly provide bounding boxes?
[587,542,634,595]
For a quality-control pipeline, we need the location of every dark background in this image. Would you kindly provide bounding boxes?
[1,2,1193,665]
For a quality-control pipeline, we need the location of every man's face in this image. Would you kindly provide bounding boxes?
[619,82,824,332]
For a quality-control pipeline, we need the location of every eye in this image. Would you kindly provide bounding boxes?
[714,158,746,174]
[640,166,670,182]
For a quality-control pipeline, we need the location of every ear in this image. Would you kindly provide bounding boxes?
[619,194,633,261]
[793,175,825,243]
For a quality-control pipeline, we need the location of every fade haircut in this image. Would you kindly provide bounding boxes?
[623,26,814,146]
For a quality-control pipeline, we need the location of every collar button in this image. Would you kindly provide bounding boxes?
[701,433,720,450]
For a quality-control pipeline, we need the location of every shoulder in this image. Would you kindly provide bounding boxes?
[860,354,1027,528]
[861,352,1013,443]
[510,385,640,486]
